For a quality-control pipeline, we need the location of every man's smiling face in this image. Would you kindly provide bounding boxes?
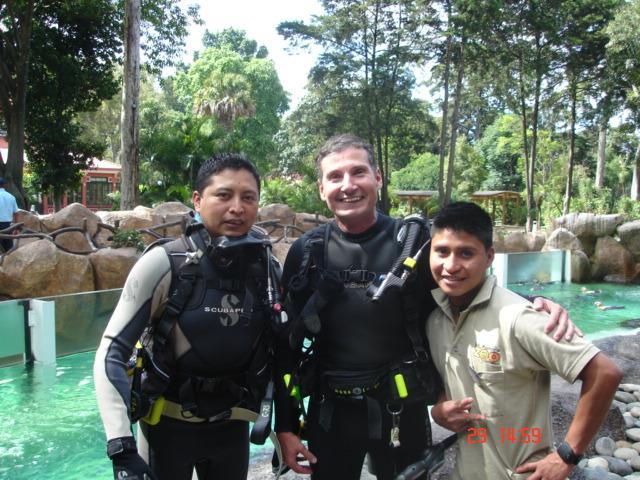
[430,228,495,307]
[318,147,382,234]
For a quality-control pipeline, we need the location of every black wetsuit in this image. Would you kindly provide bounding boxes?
[275,214,440,480]
[94,229,275,480]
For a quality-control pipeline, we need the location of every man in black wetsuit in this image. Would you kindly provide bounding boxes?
[94,154,281,480]
[275,134,579,480]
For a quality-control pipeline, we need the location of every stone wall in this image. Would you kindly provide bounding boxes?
[494,213,640,284]
[2,205,639,301]
[0,202,323,300]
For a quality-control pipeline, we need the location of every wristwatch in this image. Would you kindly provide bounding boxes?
[107,436,138,459]
[556,441,583,465]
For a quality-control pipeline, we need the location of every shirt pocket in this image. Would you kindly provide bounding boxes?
[469,356,505,418]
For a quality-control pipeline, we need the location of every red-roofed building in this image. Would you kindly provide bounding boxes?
[2,132,121,212]
[41,158,121,213]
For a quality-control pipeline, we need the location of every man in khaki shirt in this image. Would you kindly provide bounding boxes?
[426,202,622,480]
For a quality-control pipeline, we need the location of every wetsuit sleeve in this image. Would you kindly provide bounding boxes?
[93,247,172,441]
[274,237,308,433]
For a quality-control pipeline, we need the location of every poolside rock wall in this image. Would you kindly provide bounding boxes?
[0,202,305,300]
[492,213,640,285]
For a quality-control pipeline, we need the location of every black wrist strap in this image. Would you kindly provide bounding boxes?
[107,436,138,459]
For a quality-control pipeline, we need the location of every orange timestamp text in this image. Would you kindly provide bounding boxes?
[467,427,543,444]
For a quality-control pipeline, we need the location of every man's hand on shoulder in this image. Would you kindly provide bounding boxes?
[532,297,583,342]
[515,452,573,480]
[277,431,317,474]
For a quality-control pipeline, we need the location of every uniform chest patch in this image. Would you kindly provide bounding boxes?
[473,344,501,364]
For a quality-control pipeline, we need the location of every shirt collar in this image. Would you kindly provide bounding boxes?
[431,275,497,325]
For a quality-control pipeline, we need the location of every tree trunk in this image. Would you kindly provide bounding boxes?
[563,85,577,215]
[595,123,606,189]
[527,65,542,233]
[119,0,141,210]
[517,54,532,230]
[631,142,640,201]
[437,18,452,208]
[5,109,28,207]
[445,42,464,206]
[0,0,35,208]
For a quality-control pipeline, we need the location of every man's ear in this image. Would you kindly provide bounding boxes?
[318,180,326,201]
[487,246,495,267]
[192,190,201,211]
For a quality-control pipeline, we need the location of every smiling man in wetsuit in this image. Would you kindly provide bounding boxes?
[94,153,282,480]
[274,134,579,480]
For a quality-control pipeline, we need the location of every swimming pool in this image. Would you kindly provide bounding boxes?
[1,281,638,478]
[0,352,275,479]
[507,281,640,338]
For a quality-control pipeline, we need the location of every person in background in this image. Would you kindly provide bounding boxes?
[427,201,622,480]
[0,177,18,253]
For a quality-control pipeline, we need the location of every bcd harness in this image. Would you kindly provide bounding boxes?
[127,223,286,474]
[284,214,442,448]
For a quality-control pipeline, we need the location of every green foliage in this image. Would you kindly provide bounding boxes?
[390,152,440,190]
[23,0,120,204]
[173,46,288,173]
[106,191,121,211]
[111,229,144,251]
[139,181,191,207]
[477,114,525,192]
[261,177,330,217]
[452,137,486,199]
[138,0,202,73]
[616,196,640,220]
[202,28,268,59]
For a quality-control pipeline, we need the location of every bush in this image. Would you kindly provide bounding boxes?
[111,229,144,251]
[261,177,330,216]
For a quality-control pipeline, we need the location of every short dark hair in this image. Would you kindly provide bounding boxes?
[432,202,493,249]
[315,134,376,178]
[195,153,260,194]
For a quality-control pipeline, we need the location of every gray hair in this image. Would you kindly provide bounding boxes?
[315,134,375,178]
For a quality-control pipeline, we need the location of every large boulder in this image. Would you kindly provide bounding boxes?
[526,231,547,252]
[294,212,329,236]
[501,231,529,252]
[552,213,625,256]
[591,236,636,282]
[40,202,100,237]
[15,209,44,232]
[571,250,592,283]
[150,202,191,238]
[89,247,140,290]
[553,213,624,238]
[53,230,95,254]
[96,207,160,245]
[258,204,296,239]
[0,239,94,298]
[543,228,584,252]
[618,220,640,263]
[12,210,43,248]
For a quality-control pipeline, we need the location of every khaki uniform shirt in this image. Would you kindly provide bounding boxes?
[426,276,599,480]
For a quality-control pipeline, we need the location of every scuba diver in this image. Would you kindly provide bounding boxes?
[274,134,579,480]
[94,153,285,480]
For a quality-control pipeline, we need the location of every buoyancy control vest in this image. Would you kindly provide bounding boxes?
[129,223,285,445]
[284,214,442,420]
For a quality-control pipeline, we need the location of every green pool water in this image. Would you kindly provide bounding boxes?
[0,353,274,479]
[507,281,640,339]
[0,281,638,479]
